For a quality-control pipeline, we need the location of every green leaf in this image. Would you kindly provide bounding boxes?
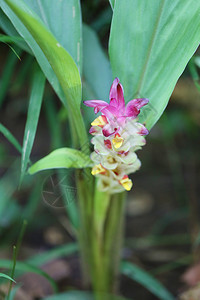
[44,291,130,300]
[1,0,88,150]
[0,9,31,52]
[0,48,21,107]
[0,160,19,219]
[121,261,175,300]
[0,260,57,293]
[0,123,22,153]
[27,243,78,267]
[195,56,200,68]
[20,66,45,183]
[0,33,23,43]
[0,273,16,283]
[0,2,64,101]
[5,285,20,300]
[109,0,200,129]
[109,0,115,10]
[25,0,82,74]
[188,57,200,93]
[83,24,112,100]
[3,0,81,105]
[28,148,92,175]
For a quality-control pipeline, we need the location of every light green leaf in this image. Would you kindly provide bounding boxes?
[109,0,200,129]
[25,0,82,74]
[0,9,31,52]
[121,261,175,300]
[0,2,65,103]
[0,123,22,153]
[83,24,112,100]
[1,0,88,150]
[4,0,81,106]
[29,148,92,175]
[20,66,45,183]
[0,273,16,283]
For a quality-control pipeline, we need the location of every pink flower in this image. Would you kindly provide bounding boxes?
[83,78,149,193]
[84,77,148,120]
[84,78,149,137]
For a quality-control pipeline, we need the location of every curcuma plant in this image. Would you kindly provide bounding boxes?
[0,0,200,299]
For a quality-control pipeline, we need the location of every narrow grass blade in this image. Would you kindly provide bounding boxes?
[0,260,58,293]
[0,123,22,153]
[121,261,175,300]
[0,273,16,283]
[0,9,31,52]
[44,96,79,229]
[20,66,45,183]
[44,291,129,300]
[7,246,17,299]
[27,243,78,266]
[0,33,23,43]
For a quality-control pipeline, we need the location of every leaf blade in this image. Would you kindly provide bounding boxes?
[28,148,92,175]
[109,0,200,129]
[0,273,16,283]
[121,261,175,300]
[0,123,22,153]
[1,0,88,151]
[20,66,45,182]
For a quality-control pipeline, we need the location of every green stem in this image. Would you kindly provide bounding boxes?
[92,191,126,298]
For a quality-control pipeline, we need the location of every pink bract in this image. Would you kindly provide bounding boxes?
[83,77,149,119]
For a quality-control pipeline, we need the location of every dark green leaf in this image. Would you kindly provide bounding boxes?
[0,48,21,107]
[121,261,175,300]
[27,243,78,266]
[109,0,115,10]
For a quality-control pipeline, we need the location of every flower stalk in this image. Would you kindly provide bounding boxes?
[76,78,149,297]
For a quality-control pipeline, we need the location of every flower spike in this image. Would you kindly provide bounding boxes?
[84,78,149,193]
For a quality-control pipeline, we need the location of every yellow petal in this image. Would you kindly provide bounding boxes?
[112,134,124,149]
[119,176,132,191]
[91,164,106,175]
[91,116,107,128]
